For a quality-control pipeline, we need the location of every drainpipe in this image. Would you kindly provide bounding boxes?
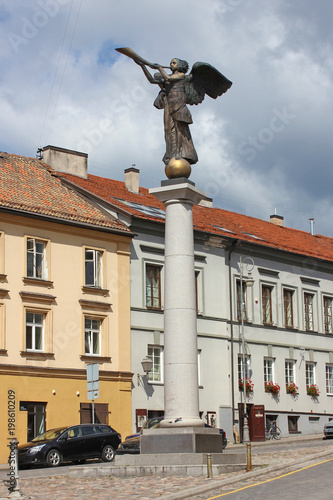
[227,240,239,427]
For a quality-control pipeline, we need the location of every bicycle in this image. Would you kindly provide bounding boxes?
[265,421,281,440]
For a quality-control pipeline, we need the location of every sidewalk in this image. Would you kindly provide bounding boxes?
[1,434,332,500]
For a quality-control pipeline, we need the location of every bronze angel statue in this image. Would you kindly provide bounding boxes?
[116,48,232,176]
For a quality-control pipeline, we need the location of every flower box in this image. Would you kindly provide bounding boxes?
[307,384,320,397]
[265,381,280,395]
[286,382,298,395]
[239,379,254,395]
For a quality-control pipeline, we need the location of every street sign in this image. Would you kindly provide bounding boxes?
[86,363,99,400]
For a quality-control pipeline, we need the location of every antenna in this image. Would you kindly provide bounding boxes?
[36,147,43,160]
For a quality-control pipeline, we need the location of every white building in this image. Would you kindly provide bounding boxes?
[47,148,333,442]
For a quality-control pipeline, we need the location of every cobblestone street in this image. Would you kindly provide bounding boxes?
[1,439,333,500]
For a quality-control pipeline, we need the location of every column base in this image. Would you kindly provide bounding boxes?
[141,426,224,454]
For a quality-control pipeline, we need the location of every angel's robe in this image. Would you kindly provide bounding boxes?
[154,79,198,165]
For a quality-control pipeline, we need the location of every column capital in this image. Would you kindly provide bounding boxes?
[150,180,209,206]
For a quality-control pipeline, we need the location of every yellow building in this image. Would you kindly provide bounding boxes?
[0,151,133,464]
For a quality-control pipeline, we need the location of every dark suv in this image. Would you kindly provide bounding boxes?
[18,424,121,467]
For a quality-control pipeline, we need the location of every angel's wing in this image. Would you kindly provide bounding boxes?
[185,62,232,106]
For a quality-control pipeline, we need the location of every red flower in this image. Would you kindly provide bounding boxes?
[265,381,280,395]
[286,382,298,395]
[239,378,254,394]
[307,384,320,397]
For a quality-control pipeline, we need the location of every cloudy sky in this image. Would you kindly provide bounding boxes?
[1,0,332,236]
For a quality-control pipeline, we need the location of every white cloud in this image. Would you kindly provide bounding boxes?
[0,0,332,235]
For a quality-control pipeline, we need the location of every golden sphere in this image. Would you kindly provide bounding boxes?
[165,157,191,179]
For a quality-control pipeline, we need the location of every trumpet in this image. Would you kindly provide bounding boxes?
[116,47,170,69]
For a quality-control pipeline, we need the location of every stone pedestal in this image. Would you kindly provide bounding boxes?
[140,426,223,454]
[149,179,210,431]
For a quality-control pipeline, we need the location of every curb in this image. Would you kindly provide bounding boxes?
[159,447,333,500]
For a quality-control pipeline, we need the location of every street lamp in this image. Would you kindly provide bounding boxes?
[137,357,153,386]
[238,256,255,443]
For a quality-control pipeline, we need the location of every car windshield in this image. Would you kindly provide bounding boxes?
[31,428,67,442]
[141,417,162,430]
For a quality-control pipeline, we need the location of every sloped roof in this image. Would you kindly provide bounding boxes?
[0,153,131,233]
[60,171,333,264]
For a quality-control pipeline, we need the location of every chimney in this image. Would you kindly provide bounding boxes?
[309,218,315,236]
[270,214,284,227]
[42,145,88,178]
[124,166,139,193]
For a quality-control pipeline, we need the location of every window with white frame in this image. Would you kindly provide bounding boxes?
[238,355,250,382]
[264,358,275,383]
[326,364,333,394]
[0,231,5,276]
[26,311,44,351]
[27,238,47,279]
[146,264,162,309]
[305,361,315,387]
[284,289,294,328]
[147,345,163,382]
[84,318,101,355]
[236,280,248,321]
[85,249,103,287]
[304,292,314,331]
[0,303,4,350]
[262,286,273,325]
[197,349,201,386]
[323,296,333,334]
[285,360,296,385]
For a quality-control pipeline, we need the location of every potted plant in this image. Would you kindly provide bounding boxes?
[307,384,320,397]
[239,378,254,395]
[286,382,298,395]
[265,381,280,395]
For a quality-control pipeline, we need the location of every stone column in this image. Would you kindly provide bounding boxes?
[150,179,209,428]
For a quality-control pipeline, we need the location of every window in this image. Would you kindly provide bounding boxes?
[147,345,163,382]
[0,231,5,276]
[304,293,314,331]
[26,312,44,351]
[20,402,46,442]
[305,362,315,387]
[85,249,102,287]
[236,280,248,321]
[195,272,198,313]
[146,264,161,309]
[84,318,101,355]
[285,360,296,385]
[264,358,274,383]
[0,303,5,351]
[238,355,250,382]
[284,289,294,328]
[262,286,272,325]
[288,415,299,433]
[27,238,47,279]
[326,364,333,394]
[323,297,333,334]
[79,403,109,424]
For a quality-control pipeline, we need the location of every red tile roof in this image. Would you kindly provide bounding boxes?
[0,153,131,233]
[60,171,333,264]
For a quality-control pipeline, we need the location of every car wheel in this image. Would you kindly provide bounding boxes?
[72,459,86,465]
[101,445,115,462]
[46,449,61,467]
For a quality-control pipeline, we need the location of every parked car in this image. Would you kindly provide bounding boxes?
[323,420,333,438]
[117,417,227,454]
[18,424,121,467]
